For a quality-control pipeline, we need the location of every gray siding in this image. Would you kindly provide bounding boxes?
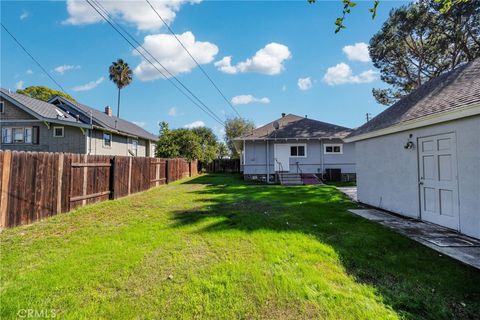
[355,116,480,239]
[0,121,87,153]
[87,129,149,156]
[243,139,356,175]
[0,98,36,120]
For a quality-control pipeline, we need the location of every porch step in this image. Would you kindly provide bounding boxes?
[278,173,303,185]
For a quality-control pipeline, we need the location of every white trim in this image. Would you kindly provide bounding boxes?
[53,126,64,138]
[324,143,343,154]
[289,143,307,158]
[345,104,480,142]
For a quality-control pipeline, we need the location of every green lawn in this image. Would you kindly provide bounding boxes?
[1,174,479,319]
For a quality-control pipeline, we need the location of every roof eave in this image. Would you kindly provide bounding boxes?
[345,103,480,143]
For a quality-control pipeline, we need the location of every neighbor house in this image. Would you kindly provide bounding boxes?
[345,59,480,239]
[234,113,356,184]
[0,88,157,156]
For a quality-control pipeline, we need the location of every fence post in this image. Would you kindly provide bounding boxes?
[0,150,12,228]
[127,157,132,195]
[56,153,64,214]
[109,157,115,200]
[165,159,170,184]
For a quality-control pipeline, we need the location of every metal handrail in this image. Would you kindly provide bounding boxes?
[295,162,303,174]
[274,158,284,182]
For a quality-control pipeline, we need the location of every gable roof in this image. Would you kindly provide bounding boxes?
[0,88,88,127]
[235,114,352,140]
[347,59,480,141]
[51,96,157,141]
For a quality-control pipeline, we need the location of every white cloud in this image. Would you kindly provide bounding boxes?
[20,11,29,20]
[72,77,104,91]
[133,121,147,128]
[231,95,270,106]
[168,107,177,116]
[184,120,205,129]
[342,42,370,62]
[26,69,33,75]
[133,32,218,81]
[323,63,377,85]
[16,80,24,90]
[215,43,291,75]
[64,0,200,32]
[54,64,80,75]
[297,77,313,91]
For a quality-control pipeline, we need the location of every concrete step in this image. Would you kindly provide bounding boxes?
[278,173,303,185]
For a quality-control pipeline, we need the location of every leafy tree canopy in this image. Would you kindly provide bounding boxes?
[224,117,256,159]
[155,122,221,163]
[370,0,480,105]
[16,86,76,102]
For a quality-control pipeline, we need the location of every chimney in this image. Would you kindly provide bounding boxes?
[105,106,112,116]
[281,113,286,118]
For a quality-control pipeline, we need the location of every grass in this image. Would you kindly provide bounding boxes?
[325,181,357,187]
[1,174,479,319]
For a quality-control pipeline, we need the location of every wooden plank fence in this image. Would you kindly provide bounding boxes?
[0,150,198,228]
[199,159,240,173]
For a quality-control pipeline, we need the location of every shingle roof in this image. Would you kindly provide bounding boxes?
[0,88,81,124]
[348,59,480,139]
[236,114,352,140]
[55,97,157,141]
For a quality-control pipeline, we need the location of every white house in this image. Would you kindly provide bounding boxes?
[234,113,356,184]
[345,59,480,239]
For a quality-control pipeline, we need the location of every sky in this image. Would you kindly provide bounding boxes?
[1,0,410,139]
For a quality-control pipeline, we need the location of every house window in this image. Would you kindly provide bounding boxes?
[130,139,138,156]
[324,143,343,154]
[290,144,306,157]
[13,128,25,143]
[103,132,112,147]
[2,128,12,143]
[25,128,33,143]
[53,126,64,137]
[0,101,4,113]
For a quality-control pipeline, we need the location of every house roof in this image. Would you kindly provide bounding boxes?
[347,59,480,141]
[235,114,352,140]
[0,88,86,126]
[52,96,158,141]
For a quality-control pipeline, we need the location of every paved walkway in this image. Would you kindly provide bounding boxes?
[348,209,480,270]
[337,186,357,201]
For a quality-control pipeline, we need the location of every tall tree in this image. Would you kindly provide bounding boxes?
[370,0,480,105]
[17,86,76,102]
[224,117,255,159]
[109,58,132,117]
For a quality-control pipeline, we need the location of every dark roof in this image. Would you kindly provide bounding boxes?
[0,88,81,125]
[348,59,480,138]
[53,97,157,141]
[236,114,352,140]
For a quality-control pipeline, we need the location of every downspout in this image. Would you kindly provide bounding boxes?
[320,139,324,178]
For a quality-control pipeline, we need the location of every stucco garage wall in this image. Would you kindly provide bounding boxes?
[356,115,480,239]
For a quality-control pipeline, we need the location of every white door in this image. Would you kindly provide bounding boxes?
[274,144,290,172]
[418,133,459,230]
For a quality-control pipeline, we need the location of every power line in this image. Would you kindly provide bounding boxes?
[145,0,241,118]
[1,23,66,93]
[86,0,225,126]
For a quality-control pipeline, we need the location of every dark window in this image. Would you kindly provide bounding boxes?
[325,146,333,153]
[290,146,297,156]
[32,126,40,144]
[334,146,341,153]
[103,132,112,147]
[298,146,305,156]
[53,127,64,137]
[0,101,4,113]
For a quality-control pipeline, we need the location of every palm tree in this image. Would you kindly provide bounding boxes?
[109,59,133,118]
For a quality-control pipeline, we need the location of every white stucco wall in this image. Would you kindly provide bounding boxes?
[243,139,356,175]
[355,115,480,239]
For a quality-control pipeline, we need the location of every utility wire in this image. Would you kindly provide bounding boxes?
[86,0,225,126]
[145,0,241,118]
[1,23,67,93]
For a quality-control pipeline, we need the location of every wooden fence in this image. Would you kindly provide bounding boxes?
[200,159,240,173]
[0,150,198,228]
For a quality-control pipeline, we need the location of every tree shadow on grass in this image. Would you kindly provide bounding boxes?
[173,174,480,320]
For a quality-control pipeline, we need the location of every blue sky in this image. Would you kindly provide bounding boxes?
[1,0,408,138]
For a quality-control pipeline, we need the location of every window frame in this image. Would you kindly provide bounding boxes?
[53,126,64,138]
[1,127,34,144]
[289,144,307,158]
[2,127,12,144]
[12,127,25,143]
[103,132,112,148]
[0,101,4,113]
[324,143,343,155]
[130,139,138,156]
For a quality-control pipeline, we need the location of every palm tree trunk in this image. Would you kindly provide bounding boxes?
[117,87,121,118]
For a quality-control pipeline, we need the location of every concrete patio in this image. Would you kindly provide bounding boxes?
[348,208,480,270]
